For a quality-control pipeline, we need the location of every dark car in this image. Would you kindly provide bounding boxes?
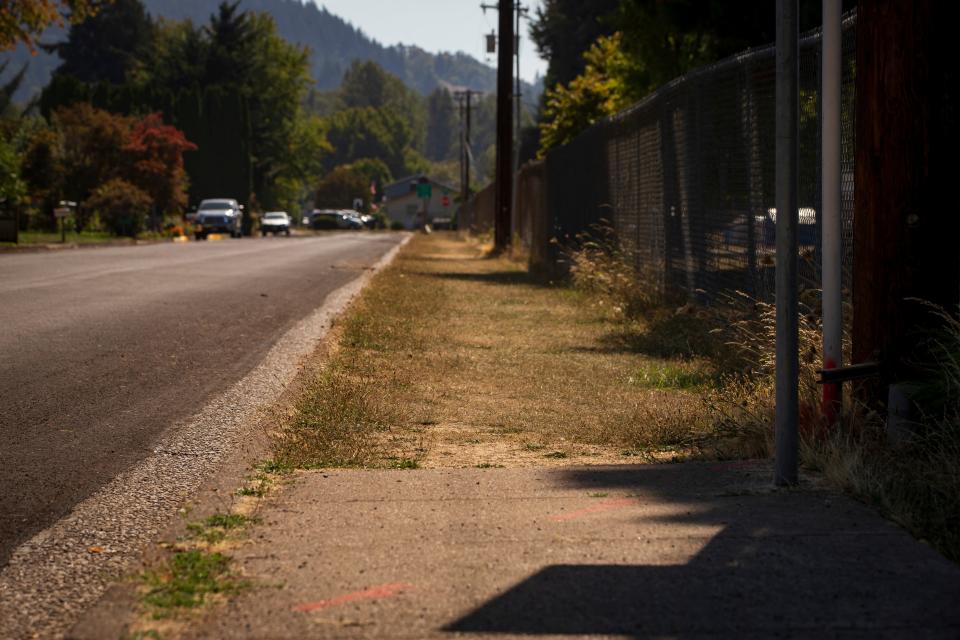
[304,209,362,230]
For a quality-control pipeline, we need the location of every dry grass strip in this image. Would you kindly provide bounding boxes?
[274,232,720,469]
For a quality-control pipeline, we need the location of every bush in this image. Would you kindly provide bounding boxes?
[87,178,153,237]
[389,220,405,231]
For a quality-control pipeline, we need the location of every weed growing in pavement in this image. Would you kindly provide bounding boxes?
[186,513,255,545]
[388,458,420,469]
[255,459,293,475]
[588,492,609,498]
[141,503,257,618]
[236,485,265,497]
[142,550,243,615]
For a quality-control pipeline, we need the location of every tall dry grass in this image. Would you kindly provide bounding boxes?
[565,222,663,319]
[566,223,960,561]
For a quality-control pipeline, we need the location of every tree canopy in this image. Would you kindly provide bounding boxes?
[534,0,851,154]
[50,0,152,85]
[0,0,108,51]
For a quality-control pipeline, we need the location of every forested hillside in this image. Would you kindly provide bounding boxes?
[0,0,511,102]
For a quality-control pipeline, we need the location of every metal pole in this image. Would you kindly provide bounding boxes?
[821,0,843,426]
[775,0,799,486]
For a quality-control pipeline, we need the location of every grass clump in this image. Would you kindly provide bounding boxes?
[629,360,713,390]
[236,485,265,497]
[142,550,241,614]
[255,459,293,475]
[273,371,396,468]
[185,513,254,544]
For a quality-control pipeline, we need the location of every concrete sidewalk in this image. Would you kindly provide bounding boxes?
[172,461,959,639]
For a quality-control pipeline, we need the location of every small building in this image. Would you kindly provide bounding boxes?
[382,175,457,230]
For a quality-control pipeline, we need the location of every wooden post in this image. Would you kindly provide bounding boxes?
[853,0,960,405]
[493,0,514,252]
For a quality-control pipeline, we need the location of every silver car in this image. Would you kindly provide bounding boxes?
[195,199,244,239]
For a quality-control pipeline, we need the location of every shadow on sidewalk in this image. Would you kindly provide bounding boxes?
[445,464,960,638]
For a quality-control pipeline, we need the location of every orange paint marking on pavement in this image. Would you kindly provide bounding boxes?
[292,582,415,613]
[549,497,639,522]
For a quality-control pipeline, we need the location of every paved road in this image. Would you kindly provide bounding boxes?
[0,233,404,567]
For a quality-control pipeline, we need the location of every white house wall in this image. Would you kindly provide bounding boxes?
[384,188,456,229]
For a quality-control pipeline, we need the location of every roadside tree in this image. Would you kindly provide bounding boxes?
[314,165,369,211]
[86,177,152,237]
[122,113,197,229]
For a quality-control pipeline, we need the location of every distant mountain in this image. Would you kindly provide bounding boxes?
[1,0,540,103]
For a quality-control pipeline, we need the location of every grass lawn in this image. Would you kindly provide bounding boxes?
[0,230,129,247]
[273,232,726,470]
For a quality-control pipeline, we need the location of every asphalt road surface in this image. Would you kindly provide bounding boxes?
[0,233,405,567]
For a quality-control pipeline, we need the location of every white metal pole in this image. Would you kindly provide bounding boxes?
[821,0,843,426]
[775,0,799,486]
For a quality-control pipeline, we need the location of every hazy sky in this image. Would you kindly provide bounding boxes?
[314,0,547,83]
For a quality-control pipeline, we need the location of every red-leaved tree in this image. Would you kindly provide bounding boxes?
[122,113,197,227]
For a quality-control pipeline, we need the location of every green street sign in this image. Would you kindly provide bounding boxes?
[416,182,433,199]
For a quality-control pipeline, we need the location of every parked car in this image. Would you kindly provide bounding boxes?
[304,209,363,230]
[340,210,366,230]
[260,211,291,236]
[194,198,243,239]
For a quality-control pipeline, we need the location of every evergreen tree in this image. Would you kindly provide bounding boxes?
[51,0,154,85]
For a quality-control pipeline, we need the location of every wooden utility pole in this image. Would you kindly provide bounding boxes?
[853,0,959,404]
[492,0,514,252]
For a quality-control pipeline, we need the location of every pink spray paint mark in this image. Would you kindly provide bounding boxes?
[549,497,639,522]
[292,582,414,613]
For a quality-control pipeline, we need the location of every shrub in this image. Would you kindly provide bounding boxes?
[87,178,153,237]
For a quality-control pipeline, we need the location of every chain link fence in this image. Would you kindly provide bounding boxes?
[497,12,857,306]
